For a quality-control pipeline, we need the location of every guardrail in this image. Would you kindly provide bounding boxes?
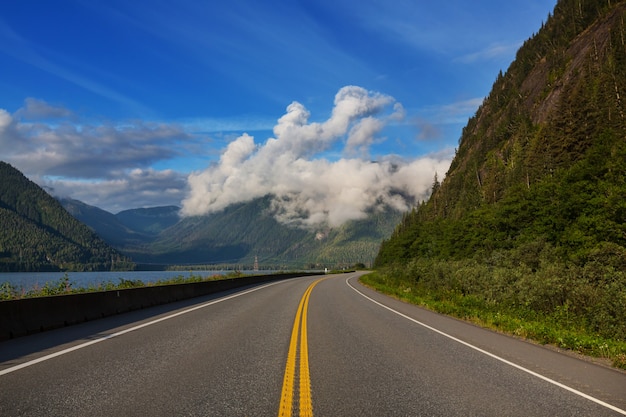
[0,272,322,341]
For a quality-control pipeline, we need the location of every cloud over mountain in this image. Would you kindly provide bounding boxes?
[1,87,453,216]
[182,86,452,228]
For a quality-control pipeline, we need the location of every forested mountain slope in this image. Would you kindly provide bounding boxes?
[0,162,133,271]
[373,0,626,350]
[377,0,626,266]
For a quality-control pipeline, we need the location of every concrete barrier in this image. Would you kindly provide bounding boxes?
[0,272,322,341]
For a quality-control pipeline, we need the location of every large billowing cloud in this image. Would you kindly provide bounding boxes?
[182,86,451,228]
[1,88,453,217]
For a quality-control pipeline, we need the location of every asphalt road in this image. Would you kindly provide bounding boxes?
[1,272,625,416]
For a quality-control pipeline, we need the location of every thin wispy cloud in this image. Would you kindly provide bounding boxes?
[455,42,524,64]
[411,98,484,127]
[0,19,149,115]
[180,116,277,134]
[79,0,374,108]
[16,98,75,120]
[440,98,485,121]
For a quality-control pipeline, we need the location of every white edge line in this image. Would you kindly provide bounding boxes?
[0,280,284,377]
[346,276,626,416]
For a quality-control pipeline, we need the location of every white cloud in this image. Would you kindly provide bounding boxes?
[0,98,195,211]
[16,98,74,119]
[416,97,484,126]
[346,117,384,156]
[3,100,192,179]
[41,168,188,213]
[1,90,454,218]
[455,42,523,64]
[182,86,452,228]
[0,109,13,133]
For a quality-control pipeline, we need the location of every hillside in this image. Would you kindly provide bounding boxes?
[116,206,180,235]
[377,0,626,266]
[120,195,402,268]
[59,198,150,247]
[0,162,134,272]
[59,198,179,247]
[58,194,401,269]
[372,0,626,355]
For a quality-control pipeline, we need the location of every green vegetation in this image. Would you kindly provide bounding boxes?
[373,0,626,369]
[0,271,245,301]
[0,162,134,272]
[363,259,626,369]
[377,132,626,265]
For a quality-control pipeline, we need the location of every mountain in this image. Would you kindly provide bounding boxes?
[59,198,179,247]
[370,0,626,351]
[0,162,134,272]
[59,192,402,269]
[58,194,401,269]
[59,197,149,247]
[376,0,626,266]
[116,206,180,235]
[376,0,626,268]
[116,196,402,268]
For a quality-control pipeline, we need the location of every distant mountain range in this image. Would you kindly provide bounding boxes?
[59,195,402,269]
[59,198,180,247]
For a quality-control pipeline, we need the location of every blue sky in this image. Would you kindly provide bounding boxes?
[0,0,556,225]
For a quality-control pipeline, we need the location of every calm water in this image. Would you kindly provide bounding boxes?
[0,270,262,292]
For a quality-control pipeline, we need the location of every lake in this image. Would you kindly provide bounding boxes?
[0,270,264,292]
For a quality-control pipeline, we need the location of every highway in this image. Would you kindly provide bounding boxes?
[1,272,625,416]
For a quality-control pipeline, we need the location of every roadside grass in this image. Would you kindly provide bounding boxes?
[0,271,245,301]
[360,270,626,370]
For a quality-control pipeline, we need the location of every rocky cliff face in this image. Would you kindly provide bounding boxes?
[433,0,626,220]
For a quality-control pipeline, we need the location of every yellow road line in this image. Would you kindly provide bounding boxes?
[299,283,314,417]
[278,278,325,417]
[278,290,304,416]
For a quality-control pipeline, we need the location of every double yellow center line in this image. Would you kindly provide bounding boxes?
[278,278,325,417]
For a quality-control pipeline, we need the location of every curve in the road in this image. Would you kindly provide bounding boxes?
[346,276,626,416]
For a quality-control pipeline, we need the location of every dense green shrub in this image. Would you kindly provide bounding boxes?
[366,252,626,368]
